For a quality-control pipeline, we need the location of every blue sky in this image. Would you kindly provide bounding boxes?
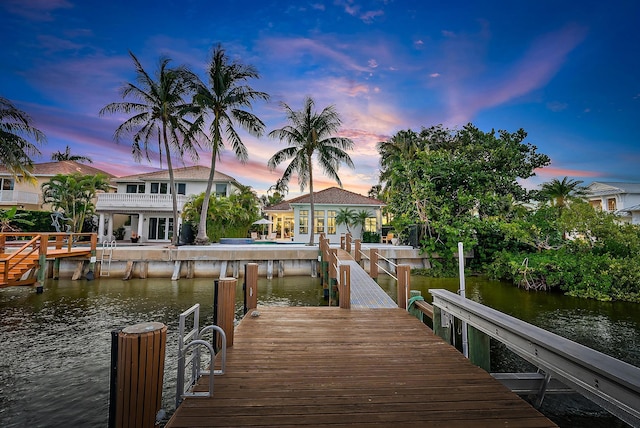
[1,0,639,197]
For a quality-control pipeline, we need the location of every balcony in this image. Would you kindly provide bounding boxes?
[0,190,40,205]
[96,193,190,212]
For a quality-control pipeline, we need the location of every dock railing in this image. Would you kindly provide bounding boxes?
[429,288,640,427]
[356,242,411,309]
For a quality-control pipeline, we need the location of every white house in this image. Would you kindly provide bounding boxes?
[0,161,114,211]
[264,187,385,244]
[586,182,640,224]
[95,166,241,242]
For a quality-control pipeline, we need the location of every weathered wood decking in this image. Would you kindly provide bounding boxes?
[166,307,556,427]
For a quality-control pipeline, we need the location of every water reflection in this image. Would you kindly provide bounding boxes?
[0,275,638,428]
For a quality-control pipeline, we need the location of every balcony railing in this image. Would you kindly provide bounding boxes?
[96,193,190,211]
[0,190,39,205]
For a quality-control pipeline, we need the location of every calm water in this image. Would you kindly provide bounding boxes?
[0,275,638,427]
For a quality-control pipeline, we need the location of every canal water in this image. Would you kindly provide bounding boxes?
[0,275,638,427]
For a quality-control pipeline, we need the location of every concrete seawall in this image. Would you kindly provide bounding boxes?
[55,244,433,280]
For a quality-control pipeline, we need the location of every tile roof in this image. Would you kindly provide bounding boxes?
[113,165,237,182]
[0,160,115,178]
[266,187,385,211]
[587,182,640,195]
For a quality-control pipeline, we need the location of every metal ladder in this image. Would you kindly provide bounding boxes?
[100,239,116,277]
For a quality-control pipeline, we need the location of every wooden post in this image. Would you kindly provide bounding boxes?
[468,325,491,371]
[345,233,352,253]
[396,265,410,309]
[0,234,6,254]
[36,233,48,293]
[433,306,452,345]
[244,263,258,314]
[340,234,345,250]
[370,249,378,279]
[339,264,350,309]
[112,322,167,428]
[216,278,236,348]
[354,239,361,262]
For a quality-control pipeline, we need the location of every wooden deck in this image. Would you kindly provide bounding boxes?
[166,307,557,427]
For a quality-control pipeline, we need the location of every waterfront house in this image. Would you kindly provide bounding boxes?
[95,165,241,243]
[586,182,640,224]
[0,160,114,211]
[264,187,385,244]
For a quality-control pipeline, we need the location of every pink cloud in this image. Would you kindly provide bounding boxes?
[535,166,602,179]
[260,37,371,72]
[444,23,588,124]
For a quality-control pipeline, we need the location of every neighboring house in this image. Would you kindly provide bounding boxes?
[0,160,114,211]
[264,187,385,244]
[95,165,241,243]
[586,182,640,224]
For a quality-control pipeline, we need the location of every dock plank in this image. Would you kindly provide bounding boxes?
[166,307,556,427]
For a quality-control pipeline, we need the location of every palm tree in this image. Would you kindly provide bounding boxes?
[42,173,110,232]
[192,44,269,244]
[268,97,354,245]
[51,145,93,163]
[0,96,46,181]
[539,177,587,210]
[99,52,201,245]
[335,207,357,233]
[354,209,373,239]
[376,129,421,192]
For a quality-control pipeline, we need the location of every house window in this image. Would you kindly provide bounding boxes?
[215,183,227,197]
[327,210,336,234]
[314,210,325,234]
[150,182,168,194]
[1,178,14,191]
[299,210,308,234]
[607,198,617,211]
[590,200,602,210]
[148,217,173,240]
[176,183,186,195]
[126,184,145,193]
[365,217,377,232]
[0,178,13,194]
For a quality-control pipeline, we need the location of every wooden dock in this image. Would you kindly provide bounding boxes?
[166,307,557,427]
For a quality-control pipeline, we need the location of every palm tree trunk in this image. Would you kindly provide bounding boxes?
[163,122,180,246]
[308,153,315,246]
[195,147,218,245]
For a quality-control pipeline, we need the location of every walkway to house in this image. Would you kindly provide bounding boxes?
[165,307,556,427]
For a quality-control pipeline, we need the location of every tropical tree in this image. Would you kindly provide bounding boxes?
[382,124,550,274]
[191,44,269,245]
[335,207,357,233]
[539,177,587,211]
[268,97,354,245]
[182,184,260,242]
[354,209,373,239]
[0,96,46,181]
[41,173,110,232]
[51,145,93,163]
[99,51,201,245]
[0,206,34,232]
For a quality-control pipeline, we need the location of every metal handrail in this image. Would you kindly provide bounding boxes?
[377,252,398,268]
[176,304,227,407]
[430,288,640,427]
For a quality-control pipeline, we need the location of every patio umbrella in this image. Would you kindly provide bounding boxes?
[252,218,272,235]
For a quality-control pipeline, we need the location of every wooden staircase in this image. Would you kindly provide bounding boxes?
[0,253,39,287]
[1,232,97,289]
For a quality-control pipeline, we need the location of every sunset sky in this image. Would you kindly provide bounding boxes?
[1,0,639,197]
